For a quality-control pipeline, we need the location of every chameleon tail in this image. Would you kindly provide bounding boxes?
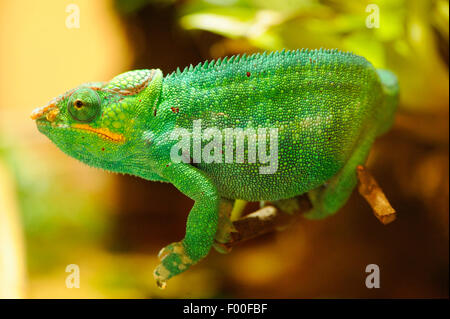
[375,69,399,136]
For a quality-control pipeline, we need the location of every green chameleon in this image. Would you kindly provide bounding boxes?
[31,49,398,287]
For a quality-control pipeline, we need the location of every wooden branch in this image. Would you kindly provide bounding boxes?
[356,165,396,225]
[219,195,311,250]
[219,165,396,249]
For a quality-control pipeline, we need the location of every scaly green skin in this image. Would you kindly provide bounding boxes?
[31,49,399,287]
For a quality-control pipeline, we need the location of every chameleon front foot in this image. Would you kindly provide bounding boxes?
[153,241,194,289]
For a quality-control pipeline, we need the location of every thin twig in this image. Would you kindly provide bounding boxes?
[222,194,311,249]
[357,165,396,224]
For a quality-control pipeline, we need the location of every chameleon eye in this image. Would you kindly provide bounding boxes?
[74,99,84,109]
[68,88,101,122]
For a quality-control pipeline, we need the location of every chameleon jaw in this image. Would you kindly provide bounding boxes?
[35,120,126,144]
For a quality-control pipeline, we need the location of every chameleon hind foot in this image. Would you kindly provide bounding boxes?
[269,197,302,215]
[213,214,236,254]
[212,242,233,254]
[153,241,193,289]
[213,199,238,254]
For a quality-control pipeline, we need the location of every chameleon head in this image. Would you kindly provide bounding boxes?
[31,69,163,171]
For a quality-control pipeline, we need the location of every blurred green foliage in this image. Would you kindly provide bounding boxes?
[179,0,409,60]
[117,0,449,112]
[178,0,449,112]
[0,138,110,274]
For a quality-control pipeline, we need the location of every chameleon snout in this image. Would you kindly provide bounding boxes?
[30,101,59,122]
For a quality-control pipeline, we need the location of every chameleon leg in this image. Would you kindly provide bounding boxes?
[153,163,220,287]
[304,137,375,219]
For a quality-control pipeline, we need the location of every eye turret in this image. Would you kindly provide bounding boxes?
[68,88,101,122]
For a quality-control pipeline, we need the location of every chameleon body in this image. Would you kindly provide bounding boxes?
[31,49,398,287]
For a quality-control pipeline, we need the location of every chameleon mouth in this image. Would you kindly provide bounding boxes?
[35,121,125,143]
[71,124,126,143]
